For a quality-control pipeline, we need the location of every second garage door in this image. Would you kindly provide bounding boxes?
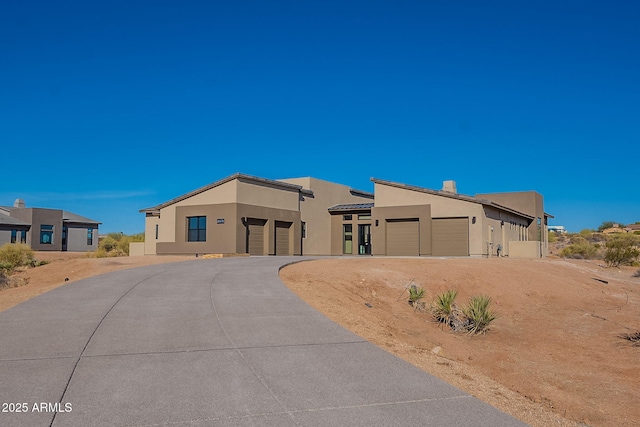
[275,221,291,255]
[432,218,469,256]
[386,219,419,256]
[247,218,266,255]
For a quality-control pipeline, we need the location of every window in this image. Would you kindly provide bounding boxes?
[343,224,353,254]
[343,215,352,221]
[10,230,17,244]
[87,228,94,246]
[40,225,54,244]
[358,214,371,220]
[302,222,306,238]
[20,230,27,244]
[155,224,159,240]
[62,225,68,247]
[187,216,206,242]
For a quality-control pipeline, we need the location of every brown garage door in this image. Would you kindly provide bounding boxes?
[386,219,419,256]
[275,221,291,255]
[247,218,266,255]
[432,218,469,256]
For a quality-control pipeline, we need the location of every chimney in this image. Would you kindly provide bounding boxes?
[13,199,25,208]
[442,180,457,194]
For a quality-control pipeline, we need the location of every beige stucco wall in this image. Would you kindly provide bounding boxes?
[477,191,547,256]
[129,242,145,257]
[280,177,373,255]
[509,241,542,258]
[144,214,159,255]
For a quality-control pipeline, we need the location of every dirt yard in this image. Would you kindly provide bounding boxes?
[2,253,638,427]
[280,258,640,427]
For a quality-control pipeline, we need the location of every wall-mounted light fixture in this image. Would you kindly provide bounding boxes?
[472,216,476,224]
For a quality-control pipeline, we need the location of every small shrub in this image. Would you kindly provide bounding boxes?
[408,285,426,306]
[548,231,558,243]
[0,244,34,273]
[604,235,640,267]
[560,236,599,259]
[463,295,497,335]
[97,232,145,257]
[633,269,640,278]
[0,270,7,290]
[619,331,640,346]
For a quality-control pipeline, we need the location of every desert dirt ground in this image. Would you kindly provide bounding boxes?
[2,253,639,427]
[280,257,640,427]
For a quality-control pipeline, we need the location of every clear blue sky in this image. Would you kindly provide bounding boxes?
[2,1,638,234]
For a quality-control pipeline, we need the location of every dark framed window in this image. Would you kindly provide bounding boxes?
[155,224,159,240]
[343,224,353,254]
[62,225,68,247]
[302,222,306,239]
[358,214,371,220]
[20,231,27,244]
[187,216,206,242]
[87,228,94,246]
[10,230,17,244]
[40,225,54,244]
[343,215,352,221]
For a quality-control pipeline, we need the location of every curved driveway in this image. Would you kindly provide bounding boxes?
[0,257,527,426]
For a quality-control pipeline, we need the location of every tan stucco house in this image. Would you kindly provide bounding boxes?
[141,173,551,258]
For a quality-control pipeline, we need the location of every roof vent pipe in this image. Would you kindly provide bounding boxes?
[442,180,457,194]
[13,198,25,208]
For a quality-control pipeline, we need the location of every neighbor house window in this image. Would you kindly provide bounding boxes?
[11,230,17,244]
[20,231,27,244]
[40,225,54,244]
[343,224,353,254]
[87,228,93,246]
[187,216,206,242]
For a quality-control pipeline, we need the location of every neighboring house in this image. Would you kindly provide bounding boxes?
[141,173,551,258]
[624,224,640,234]
[602,226,626,234]
[548,225,567,234]
[0,199,100,251]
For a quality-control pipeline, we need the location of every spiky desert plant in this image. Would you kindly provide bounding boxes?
[408,286,426,306]
[464,295,497,335]
[432,289,458,324]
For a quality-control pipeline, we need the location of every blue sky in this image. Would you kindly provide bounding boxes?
[2,1,638,234]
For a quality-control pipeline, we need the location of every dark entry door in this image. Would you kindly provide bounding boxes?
[358,224,371,255]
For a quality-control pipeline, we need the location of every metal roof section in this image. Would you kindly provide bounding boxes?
[328,202,375,212]
[0,214,30,226]
[140,173,314,213]
[349,188,374,199]
[370,178,535,220]
[63,211,101,225]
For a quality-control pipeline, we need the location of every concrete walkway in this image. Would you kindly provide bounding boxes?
[0,257,528,426]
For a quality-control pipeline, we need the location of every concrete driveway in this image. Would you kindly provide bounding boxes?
[0,257,527,426]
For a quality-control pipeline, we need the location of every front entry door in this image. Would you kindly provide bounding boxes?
[358,224,371,255]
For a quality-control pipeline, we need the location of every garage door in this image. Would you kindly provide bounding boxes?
[275,221,291,255]
[386,219,419,256]
[432,218,469,256]
[247,218,266,255]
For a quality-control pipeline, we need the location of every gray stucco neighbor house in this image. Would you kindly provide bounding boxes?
[0,199,100,252]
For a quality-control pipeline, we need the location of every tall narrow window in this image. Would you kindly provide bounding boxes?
[155,224,159,240]
[20,230,27,244]
[187,216,206,242]
[87,228,94,246]
[40,225,54,244]
[10,230,17,244]
[343,224,353,254]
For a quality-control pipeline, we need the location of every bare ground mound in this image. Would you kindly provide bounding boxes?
[280,258,640,427]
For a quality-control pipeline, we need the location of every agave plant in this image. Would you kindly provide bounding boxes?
[409,285,426,309]
[432,289,458,324]
[463,295,497,335]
